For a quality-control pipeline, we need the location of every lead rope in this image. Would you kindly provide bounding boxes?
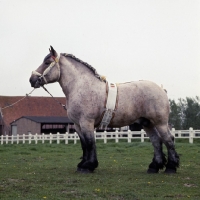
[0,88,36,120]
[42,85,67,110]
[1,88,35,111]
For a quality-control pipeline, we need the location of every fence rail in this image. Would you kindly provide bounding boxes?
[1,128,200,145]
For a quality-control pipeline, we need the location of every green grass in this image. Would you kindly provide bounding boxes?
[0,141,200,200]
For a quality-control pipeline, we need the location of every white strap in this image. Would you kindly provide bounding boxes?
[43,61,55,76]
[106,82,117,110]
[43,54,60,78]
[54,54,60,63]
[99,82,118,129]
[32,71,42,76]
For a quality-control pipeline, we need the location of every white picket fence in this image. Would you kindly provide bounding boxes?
[1,128,200,145]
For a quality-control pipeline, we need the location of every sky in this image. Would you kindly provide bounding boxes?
[0,0,199,101]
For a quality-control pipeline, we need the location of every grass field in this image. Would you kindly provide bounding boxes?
[0,140,200,200]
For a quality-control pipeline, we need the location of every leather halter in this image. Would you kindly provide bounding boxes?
[32,54,60,84]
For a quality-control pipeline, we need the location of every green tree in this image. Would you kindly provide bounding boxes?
[169,99,182,129]
[169,96,200,129]
[182,96,200,129]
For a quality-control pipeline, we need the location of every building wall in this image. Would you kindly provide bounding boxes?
[11,118,41,135]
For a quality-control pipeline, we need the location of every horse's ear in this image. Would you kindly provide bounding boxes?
[49,45,58,58]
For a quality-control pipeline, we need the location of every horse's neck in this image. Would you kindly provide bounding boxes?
[58,57,101,98]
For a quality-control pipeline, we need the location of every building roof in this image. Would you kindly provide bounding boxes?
[0,96,67,128]
[11,116,73,124]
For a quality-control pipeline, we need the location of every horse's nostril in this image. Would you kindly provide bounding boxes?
[38,78,42,83]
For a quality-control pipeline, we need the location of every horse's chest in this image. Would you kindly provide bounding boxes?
[67,93,102,117]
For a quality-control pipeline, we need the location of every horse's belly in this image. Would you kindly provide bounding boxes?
[109,109,140,127]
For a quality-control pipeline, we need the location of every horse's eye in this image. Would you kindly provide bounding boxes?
[45,62,50,65]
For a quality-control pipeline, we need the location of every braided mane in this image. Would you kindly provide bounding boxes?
[62,53,106,82]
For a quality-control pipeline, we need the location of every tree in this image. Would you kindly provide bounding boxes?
[169,96,200,129]
[169,99,182,129]
[182,96,200,129]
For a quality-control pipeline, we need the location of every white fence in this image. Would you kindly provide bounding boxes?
[1,128,200,145]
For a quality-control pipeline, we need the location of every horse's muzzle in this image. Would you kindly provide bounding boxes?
[29,76,42,88]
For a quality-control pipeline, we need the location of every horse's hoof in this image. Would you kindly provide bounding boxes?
[76,167,93,174]
[164,168,176,174]
[147,168,159,174]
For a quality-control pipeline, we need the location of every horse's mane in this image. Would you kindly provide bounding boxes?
[62,53,106,82]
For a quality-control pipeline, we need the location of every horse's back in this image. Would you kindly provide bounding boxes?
[118,80,167,99]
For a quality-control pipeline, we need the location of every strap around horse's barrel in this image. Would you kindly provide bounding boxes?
[99,82,118,129]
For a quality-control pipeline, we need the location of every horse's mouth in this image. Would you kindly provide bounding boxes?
[33,81,41,88]
[29,77,43,88]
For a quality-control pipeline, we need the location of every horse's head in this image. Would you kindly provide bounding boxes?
[29,46,61,88]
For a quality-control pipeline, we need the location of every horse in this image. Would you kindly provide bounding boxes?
[29,46,179,174]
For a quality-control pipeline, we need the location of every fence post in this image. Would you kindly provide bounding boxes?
[57,132,60,144]
[11,135,13,144]
[49,133,52,144]
[128,130,131,143]
[141,129,145,142]
[6,135,8,144]
[189,127,194,144]
[23,134,25,144]
[35,133,38,144]
[104,131,107,143]
[1,135,3,144]
[115,129,119,143]
[74,132,77,144]
[171,128,175,137]
[65,132,68,144]
[17,134,19,144]
[171,128,175,143]
[28,133,32,144]
[42,133,45,144]
[178,130,181,138]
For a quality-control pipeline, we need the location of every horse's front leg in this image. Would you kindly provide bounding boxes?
[74,124,88,168]
[75,123,98,173]
[79,132,98,172]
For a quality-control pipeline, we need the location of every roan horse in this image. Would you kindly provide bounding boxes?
[29,46,179,173]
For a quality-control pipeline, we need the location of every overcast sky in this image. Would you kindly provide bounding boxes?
[0,0,199,100]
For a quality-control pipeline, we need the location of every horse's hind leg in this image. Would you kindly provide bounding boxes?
[156,124,179,173]
[143,122,166,173]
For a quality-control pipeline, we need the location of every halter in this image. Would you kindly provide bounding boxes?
[32,54,60,84]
